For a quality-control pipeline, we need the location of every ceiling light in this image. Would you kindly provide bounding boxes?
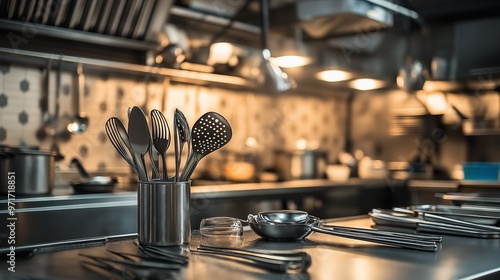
[349,78,385,90]
[207,42,236,65]
[273,24,313,68]
[316,70,353,82]
[271,55,312,68]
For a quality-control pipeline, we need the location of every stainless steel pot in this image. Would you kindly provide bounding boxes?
[0,146,60,194]
[275,150,328,181]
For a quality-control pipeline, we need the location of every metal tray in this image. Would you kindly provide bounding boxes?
[405,204,500,226]
[436,192,500,207]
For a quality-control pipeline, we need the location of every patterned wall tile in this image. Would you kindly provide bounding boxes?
[0,64,346,179]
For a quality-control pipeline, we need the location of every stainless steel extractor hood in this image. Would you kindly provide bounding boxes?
[296,0,394,38]
[0,0,173,50]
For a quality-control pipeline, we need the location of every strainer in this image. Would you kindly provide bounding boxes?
[180,112,232,181]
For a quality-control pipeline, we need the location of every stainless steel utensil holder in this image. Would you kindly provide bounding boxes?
[138,180,191,246]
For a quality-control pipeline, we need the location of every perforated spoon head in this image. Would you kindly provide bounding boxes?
[191,112,232,157]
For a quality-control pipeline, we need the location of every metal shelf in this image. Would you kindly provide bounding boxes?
[0,47,254,88]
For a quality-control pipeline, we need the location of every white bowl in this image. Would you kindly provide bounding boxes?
[326,165,350,182]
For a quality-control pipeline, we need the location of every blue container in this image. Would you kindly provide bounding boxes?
[462,162,500,181]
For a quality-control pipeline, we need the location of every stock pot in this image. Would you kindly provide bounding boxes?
[275,150,328,181]
[0,146,61,194]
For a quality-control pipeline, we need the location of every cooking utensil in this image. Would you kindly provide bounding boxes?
[36,61,56,140]
[261,210,441,242]
[405,204,500,226]
[391,207,500,232]
[275,149,328,180]
[192,245,311,273]
[173,109,190,181]
[128,106,150,181]
[436,192,500,207]
[369,210,500,238]
[151,109,171,181]
[0,146,60,194]
[104,117,138,176]
[248,211,439,251]
[257,210,309,224]
[134,240,189,264]
[67,63,89,134]
[69,158,117,193]
[259,0,294,92]
[107,249,185,265]
[180,112,232,181]
[79,253,183,270]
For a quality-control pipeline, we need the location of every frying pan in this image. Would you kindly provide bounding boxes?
[70,158,117,193]
[247,211,439,251]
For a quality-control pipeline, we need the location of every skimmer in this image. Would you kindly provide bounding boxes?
[180,112,232,181]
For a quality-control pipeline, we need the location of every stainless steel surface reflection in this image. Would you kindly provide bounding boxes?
[138,180,191,246]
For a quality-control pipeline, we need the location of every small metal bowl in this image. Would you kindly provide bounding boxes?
[248,214,321,241]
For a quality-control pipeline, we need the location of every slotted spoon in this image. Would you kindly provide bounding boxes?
[180,112,232,181]
[105,117,138,176]
[151,109,171,181]
[173,109,190,181]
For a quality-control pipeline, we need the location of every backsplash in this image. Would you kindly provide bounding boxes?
[0,63,347,181]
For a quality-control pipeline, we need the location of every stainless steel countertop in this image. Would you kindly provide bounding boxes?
[3,179,390,204]
[1,216,499,280]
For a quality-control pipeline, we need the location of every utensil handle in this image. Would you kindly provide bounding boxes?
[422,213,500,232]
[417,223,500,238]
[149,143,160,179]
[133,153,148,181]
[193,248,308,273]
[322,224,442,242]
[179,154,198,182]
[174,120,179,181]
[311,226,438,252]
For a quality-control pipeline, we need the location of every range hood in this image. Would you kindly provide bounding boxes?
[296,0,394,38]
[421,16,500,92]
[0,0,173,50]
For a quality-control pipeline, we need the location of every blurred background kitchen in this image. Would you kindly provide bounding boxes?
[0,0,499,244]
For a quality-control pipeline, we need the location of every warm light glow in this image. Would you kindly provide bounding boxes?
[271,55,312,68]
[245,137,257,148]
[179,62,214,73]
[295,139,308,150]
[207,42,235,65]
[316,70,352,82]
[417,91,448,114]
[396,75,405,88]
[349,78,385,90]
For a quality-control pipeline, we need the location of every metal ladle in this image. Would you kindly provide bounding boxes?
[248,211,439,251]
[259,0,295,93]
[67,63,89,134]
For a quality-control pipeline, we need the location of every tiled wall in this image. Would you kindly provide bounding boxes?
[0,63,347,180]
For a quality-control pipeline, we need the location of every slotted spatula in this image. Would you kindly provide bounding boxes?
[179,112,232,181]
[173,109,190,181]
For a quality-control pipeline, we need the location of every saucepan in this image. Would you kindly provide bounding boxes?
[0,145,63,194]
[248,210,440,251]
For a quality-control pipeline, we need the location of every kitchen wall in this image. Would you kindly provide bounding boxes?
[350,88,500,178]
[0,63,347,183]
